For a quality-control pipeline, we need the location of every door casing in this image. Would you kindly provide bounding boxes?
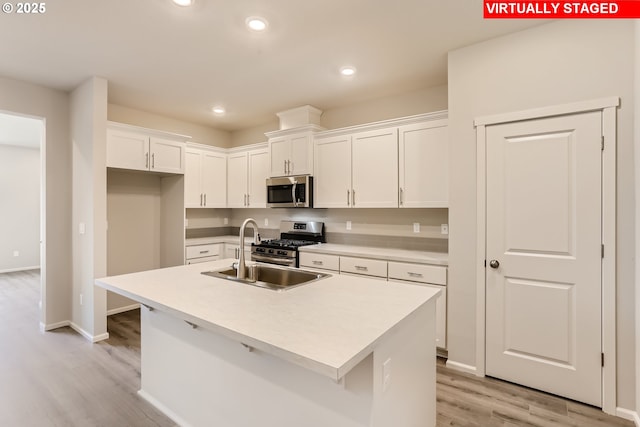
[474,97,619,415]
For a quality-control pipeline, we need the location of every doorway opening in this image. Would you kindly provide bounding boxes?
[0,111,45,326]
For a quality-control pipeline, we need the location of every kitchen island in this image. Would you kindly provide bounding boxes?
[96,259,440,427]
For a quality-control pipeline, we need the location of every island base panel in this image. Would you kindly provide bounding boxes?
[139,304,435,427]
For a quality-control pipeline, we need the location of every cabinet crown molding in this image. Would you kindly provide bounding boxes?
[226,141,268,154]
[314,110,448,139]
[107,121,191,141]
[265,124,326,139]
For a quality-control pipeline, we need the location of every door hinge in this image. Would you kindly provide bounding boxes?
[601,244,604,259]
[601,352,605,367]
[601,136,604,151]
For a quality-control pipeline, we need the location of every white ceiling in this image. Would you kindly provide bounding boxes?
[0,0,546,131]
[0,113,42,149]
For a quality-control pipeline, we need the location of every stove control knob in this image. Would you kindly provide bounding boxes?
[277,250,288,256]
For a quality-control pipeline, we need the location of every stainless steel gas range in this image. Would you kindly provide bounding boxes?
[251,221,325,267]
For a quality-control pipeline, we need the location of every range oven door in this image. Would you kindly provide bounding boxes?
[251,253,297,267]
[266,176,313,208]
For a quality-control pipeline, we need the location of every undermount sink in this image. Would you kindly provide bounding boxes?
[201,263,330,291]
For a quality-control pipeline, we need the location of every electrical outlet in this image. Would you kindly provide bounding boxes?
[264,218,269,227]
[413,222,420,233]
[79,223,86,235]
[383,358,392,392]
[13,250,19,257]
[79,294,83,306]
[346,221,352,231]
[441,224,449,235]
[184,219,189,227]
[224,218,229,225]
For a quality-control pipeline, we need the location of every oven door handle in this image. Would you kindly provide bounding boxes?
[291,182,298,207]
[251,253,297,267]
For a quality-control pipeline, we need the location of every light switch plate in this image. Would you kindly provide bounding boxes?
[224,218,229,225]
[413,222,420,233]
[346,221,352,231]
[441,224,449,235]
[264,218,269,227]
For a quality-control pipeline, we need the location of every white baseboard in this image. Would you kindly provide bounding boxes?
[0,265,40,274]
[70,322,110,343]
[107,303,140,316]
[445,359,479,376]
[138,389,193,427]
[41,320,71,331]
[615,407,640,425]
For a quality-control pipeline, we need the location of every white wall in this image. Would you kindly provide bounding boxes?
[229,85,448,147]
[448,20,636,409]
[0,144,40,272]
[108,103,231,148]
[71,77,108,340]
[0,76,72,328]
[635,19,640,425]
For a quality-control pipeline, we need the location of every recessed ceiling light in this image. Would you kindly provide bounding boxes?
[246,16,268,32]
[172,0,193,6]
[212,107,226,115]
[340,66,357,77]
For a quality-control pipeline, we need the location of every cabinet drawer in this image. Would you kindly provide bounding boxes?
[299,252,340,271]
[186,255,220,264]
[388,262,446,285]
[340,256,387,278]
[185,243,221,260]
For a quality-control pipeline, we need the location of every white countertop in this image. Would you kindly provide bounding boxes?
[96,259,439,381]
[299,243,448,266]
[185,235,255,246]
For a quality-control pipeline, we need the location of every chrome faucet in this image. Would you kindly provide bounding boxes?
[237,218,260,280]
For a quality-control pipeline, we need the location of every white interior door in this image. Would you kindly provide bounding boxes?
[485,111,602,406]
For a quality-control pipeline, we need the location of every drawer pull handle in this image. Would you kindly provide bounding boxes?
[312,260,323,265]
[199,250,210,254]
[355,266,368,271]
[408,272,423,278]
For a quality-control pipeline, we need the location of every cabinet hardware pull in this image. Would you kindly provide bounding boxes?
[152,153,155,168]
[244,194,247,206]
[287,160,291,174]
[352,190,356,206]
[347,189,350,206]
[204,194,206,206]
[400,188,404,206]
[199,250,209,254]
[200,194,203,206]
[247,194,250,206]
[284,160,287,174]
[185,321,198,329]
[142,303,154,311]
[312,260,323,265]
[145,152,149,168]
[355,265,368,271]
[407,272,423,278]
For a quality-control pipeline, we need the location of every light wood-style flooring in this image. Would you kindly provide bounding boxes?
[0,270,634,427]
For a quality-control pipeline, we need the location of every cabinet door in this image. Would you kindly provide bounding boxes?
[150,137,185,174]
[201,151,227,208]
[289,133,313,175]
[399,121,448,208]
[351,127,398,208]
[227,153,248,208]
[184,149,203,208]
[106,129,149,171]
[269,138,289,177]
[314,135,352,208]
[247,149,269,208]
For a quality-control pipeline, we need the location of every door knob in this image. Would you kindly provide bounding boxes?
[489,259,500,269]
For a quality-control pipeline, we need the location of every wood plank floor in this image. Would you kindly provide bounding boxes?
[0,270,634,427]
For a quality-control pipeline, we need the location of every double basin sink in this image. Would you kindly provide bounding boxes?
[201,263,330,292]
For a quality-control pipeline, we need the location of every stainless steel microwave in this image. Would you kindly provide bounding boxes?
[266,176,313,208]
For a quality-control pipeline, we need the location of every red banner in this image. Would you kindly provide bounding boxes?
[484,1,640,18]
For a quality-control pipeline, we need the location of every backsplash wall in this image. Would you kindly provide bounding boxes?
[186,208,448,252]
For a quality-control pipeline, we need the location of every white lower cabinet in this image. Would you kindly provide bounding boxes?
[299,252,340,272]
[223,243,251,260]
[339,256,387,278]
[185,243,222,264]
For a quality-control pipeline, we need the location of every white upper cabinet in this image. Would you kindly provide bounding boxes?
[314,135,352,208]
[107,125,186,174]
[399,119,448,208]
[351,127,398,208]
[227,145,269,208]
[314,128,397,208]
[266,126,323,177]
[185,145,227,208]
[314,111,448,209]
